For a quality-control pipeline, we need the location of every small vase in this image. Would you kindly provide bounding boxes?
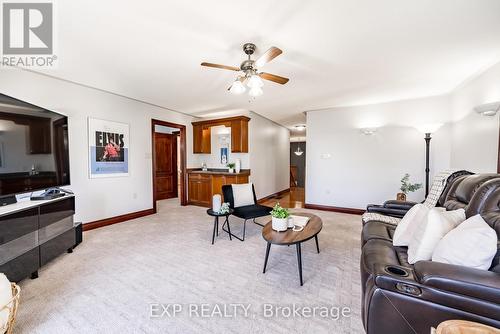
[396,193,407,201]
[228,168,234,173]
[272,217,288,232]
[235,159,241,173]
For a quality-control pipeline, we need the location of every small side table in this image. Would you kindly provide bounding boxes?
[206,208,234,245]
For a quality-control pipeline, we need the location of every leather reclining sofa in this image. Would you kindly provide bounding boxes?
[360,173,500,333]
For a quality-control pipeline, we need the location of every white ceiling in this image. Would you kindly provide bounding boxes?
[35,0,500,131]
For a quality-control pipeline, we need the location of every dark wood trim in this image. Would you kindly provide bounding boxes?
[191,115,251,126]
[151,119,188,211]
[304,203,365,215]
[257,188,291,204]
[83,208,155,231]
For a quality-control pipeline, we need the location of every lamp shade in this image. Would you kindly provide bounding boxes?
[249,87,263,97]
[247,75,264,88]
[415,123,443,134]
[229,80,246,94]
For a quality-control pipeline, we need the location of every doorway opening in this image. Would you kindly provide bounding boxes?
[289,139,306,208]
[151,119,187,212]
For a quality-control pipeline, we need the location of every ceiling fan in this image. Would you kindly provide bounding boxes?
[201,43,289,97]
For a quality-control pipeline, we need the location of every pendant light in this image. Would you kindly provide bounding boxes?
[294,145,304,156]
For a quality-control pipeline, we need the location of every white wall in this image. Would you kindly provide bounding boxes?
[306,96,452,209]
[248,112,290,199]
[306,61,500,210]
[0,69,196,224]
[450,62,500,172]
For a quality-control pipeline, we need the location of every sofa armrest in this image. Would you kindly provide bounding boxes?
[414,261,500,304]
[383,200,418,210]
[365,205,408,218]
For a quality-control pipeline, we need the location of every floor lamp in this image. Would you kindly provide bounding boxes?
[424,133,432,197]
[416,124,443,198]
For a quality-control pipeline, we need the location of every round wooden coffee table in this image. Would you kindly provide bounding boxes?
[262,213,322,286]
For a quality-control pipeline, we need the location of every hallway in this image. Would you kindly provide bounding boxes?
[260,187,305,208]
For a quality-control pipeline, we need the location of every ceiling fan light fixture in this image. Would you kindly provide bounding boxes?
[229,80,246,94]
[248,86,263,97]
[247,74,264,88]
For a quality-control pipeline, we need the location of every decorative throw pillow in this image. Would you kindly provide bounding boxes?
[408,208,466,264]
[393,204,430,246]
[232,183,255,208]
[432,214,497,270]
[0,273,12,331]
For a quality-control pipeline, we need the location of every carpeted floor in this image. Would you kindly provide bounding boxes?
[15,199,364,334]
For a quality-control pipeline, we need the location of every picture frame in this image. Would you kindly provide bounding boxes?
[88,117,129,178]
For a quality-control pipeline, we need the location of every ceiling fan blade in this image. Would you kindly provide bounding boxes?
[201,62,240,71]
[259,72,289,85]
[255,47,282,68]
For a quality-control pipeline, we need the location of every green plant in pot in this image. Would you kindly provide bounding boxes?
[270,203,290,232]
[398,173,422,201]
[227,162,236,173]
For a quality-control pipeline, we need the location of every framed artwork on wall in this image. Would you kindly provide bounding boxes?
[220,147,228,165]
[88,117,129,178]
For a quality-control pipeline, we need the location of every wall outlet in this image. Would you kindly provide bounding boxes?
[133,193,137,199]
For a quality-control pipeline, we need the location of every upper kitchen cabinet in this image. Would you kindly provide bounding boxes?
[192,116,250,154]
[192,124,211,154]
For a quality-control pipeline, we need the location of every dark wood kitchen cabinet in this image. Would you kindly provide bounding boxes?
[187,173,212,206]
[192,116,250,154]
[187,170,250,207]
[192,124,211,154]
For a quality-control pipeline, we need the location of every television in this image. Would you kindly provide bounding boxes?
[0,93,70,200]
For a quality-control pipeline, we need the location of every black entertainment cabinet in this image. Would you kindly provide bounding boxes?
[0,195,81,282]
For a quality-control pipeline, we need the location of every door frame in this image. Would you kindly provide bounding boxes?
[151,119,187,211]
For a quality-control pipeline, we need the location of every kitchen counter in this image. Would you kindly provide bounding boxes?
[187,169,251,207]
[187,168,250,176]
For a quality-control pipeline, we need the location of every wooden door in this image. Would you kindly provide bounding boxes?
[154,132,178,200]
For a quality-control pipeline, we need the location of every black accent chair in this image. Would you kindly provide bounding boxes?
[366,170,473,219]
[222,184,272,241]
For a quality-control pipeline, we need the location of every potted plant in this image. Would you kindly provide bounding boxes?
[227,162,236,173]
[270,203,290,232]
[398,173,422,201]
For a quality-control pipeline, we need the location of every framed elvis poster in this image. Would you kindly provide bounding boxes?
[88,117,129,178]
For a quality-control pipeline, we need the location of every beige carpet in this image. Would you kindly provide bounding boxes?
[15,199,364,334]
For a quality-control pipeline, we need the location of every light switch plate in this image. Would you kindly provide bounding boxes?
[320,153,332,159]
